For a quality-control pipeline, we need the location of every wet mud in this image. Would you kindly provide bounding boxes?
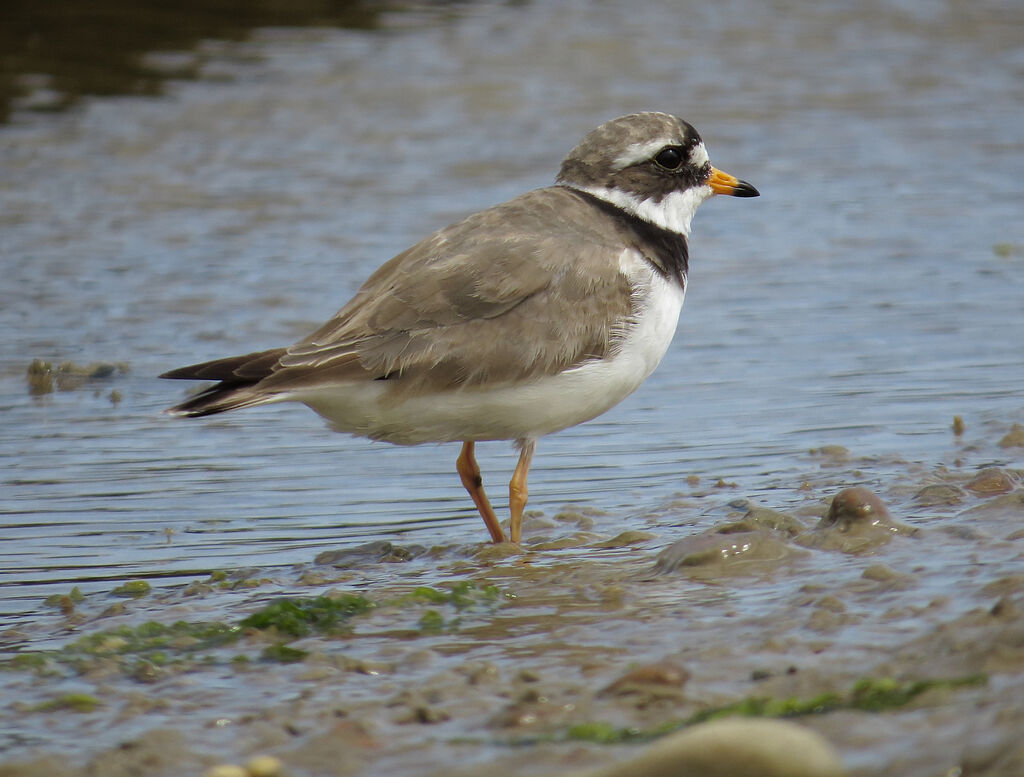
[2,423,1022,777]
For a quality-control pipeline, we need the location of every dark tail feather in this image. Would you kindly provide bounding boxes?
[160,348,287,382]
[161,348,287,418]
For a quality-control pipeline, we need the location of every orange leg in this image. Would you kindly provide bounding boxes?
[456,441,505,543]
[508,440,535,545]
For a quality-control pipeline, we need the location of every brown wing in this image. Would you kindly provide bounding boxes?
[163,187,636,415]
[261,186,636,393]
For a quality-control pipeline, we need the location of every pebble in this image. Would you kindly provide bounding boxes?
[797,488,916,553]
[602,661,690,696]
[204,766,248,777]
[913,484,965,506]
[860,564,915,590]
[998,424,1024,448]
[246,755,285,777]
[821,487,891,529]
[592,530,657,548]
[965,468,1017,496]
[563,718,844,777]
[654,531,804,577]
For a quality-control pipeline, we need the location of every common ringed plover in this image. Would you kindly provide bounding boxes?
[162,112,759,544]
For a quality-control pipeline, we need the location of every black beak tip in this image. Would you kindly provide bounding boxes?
[733,180,760,198]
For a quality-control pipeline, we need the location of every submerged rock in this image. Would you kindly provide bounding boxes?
[314,541,423,566]
[717,506,806,537]
[998,424,1024,448]
[822,487,892,529]
[796,487,917,553]
[655,531,806,578]
[914,484,966,507]
[601,661,690,699]
[963,491,1024,521]
[965,468,1018,496]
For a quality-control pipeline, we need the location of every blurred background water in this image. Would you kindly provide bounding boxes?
[1,0,1022,621]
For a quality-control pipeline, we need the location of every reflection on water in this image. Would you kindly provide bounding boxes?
[0,0,383,122]
[1,0,1022,620]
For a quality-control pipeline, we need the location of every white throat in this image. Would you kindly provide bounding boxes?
[571,183,713,236]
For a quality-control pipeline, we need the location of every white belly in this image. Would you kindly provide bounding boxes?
[298,266,685,445]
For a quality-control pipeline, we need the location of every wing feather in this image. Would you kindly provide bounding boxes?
[263,187,636,394]
[164,186,647,412]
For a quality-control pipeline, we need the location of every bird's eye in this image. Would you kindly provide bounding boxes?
[654,146,684,171]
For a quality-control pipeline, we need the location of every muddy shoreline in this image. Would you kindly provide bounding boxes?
[2,424,1023,777]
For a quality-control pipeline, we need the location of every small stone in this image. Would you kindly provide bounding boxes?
[592,530,656,548]
[990,596,1021,620]
[654,531,805,577]
[821,487,890,529]
[394,705,450,724]
[964,492,1024,519]
[245,754,285,777]
[814,595,847,613]
[914,484,966,506]
[314,541,422,566]
[553,509,598,530]
[456,661,499,684]
[472,542,524,561]
[570,718,843,777]
[860,564,915,589]
[999,424,1024,448]
[739,506,805,537]
[980,576,1024,598]
[131,660,162,684]
[204,766,248,777]
[806,609,843,633]
[517,668,541,683]
[603,662,690,696]
[530,533,599,550]
[797,487,917,553]
[965,468,1017,496]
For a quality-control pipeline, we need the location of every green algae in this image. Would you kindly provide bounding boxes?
[2,584,507,682]
[397,582,504,633]
[111,580,151,598]
[687,691,844,725]
[239,594,375,638]
[34,693,102,713]
[565,674,988,744]
[399,581,502,609]
[565,721,633,744]
[260,644,308,663]
[66,620,241,658]
[26,359,130,395]
[418,610,445,633]
[3,653,50,673]
[44,586,85,608]
[847,675,986,711]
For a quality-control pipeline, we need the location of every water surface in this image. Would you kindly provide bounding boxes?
[1,2,1023,770]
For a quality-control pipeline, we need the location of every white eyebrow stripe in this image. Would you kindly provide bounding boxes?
[613,138,674,170]
[613,139,710,171]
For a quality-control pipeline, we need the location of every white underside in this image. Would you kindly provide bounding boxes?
[293,251,685,445]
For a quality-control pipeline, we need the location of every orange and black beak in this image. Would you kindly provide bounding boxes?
[708,167,759,198]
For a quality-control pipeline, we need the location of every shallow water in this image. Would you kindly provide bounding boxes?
[1,0,1023,773]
